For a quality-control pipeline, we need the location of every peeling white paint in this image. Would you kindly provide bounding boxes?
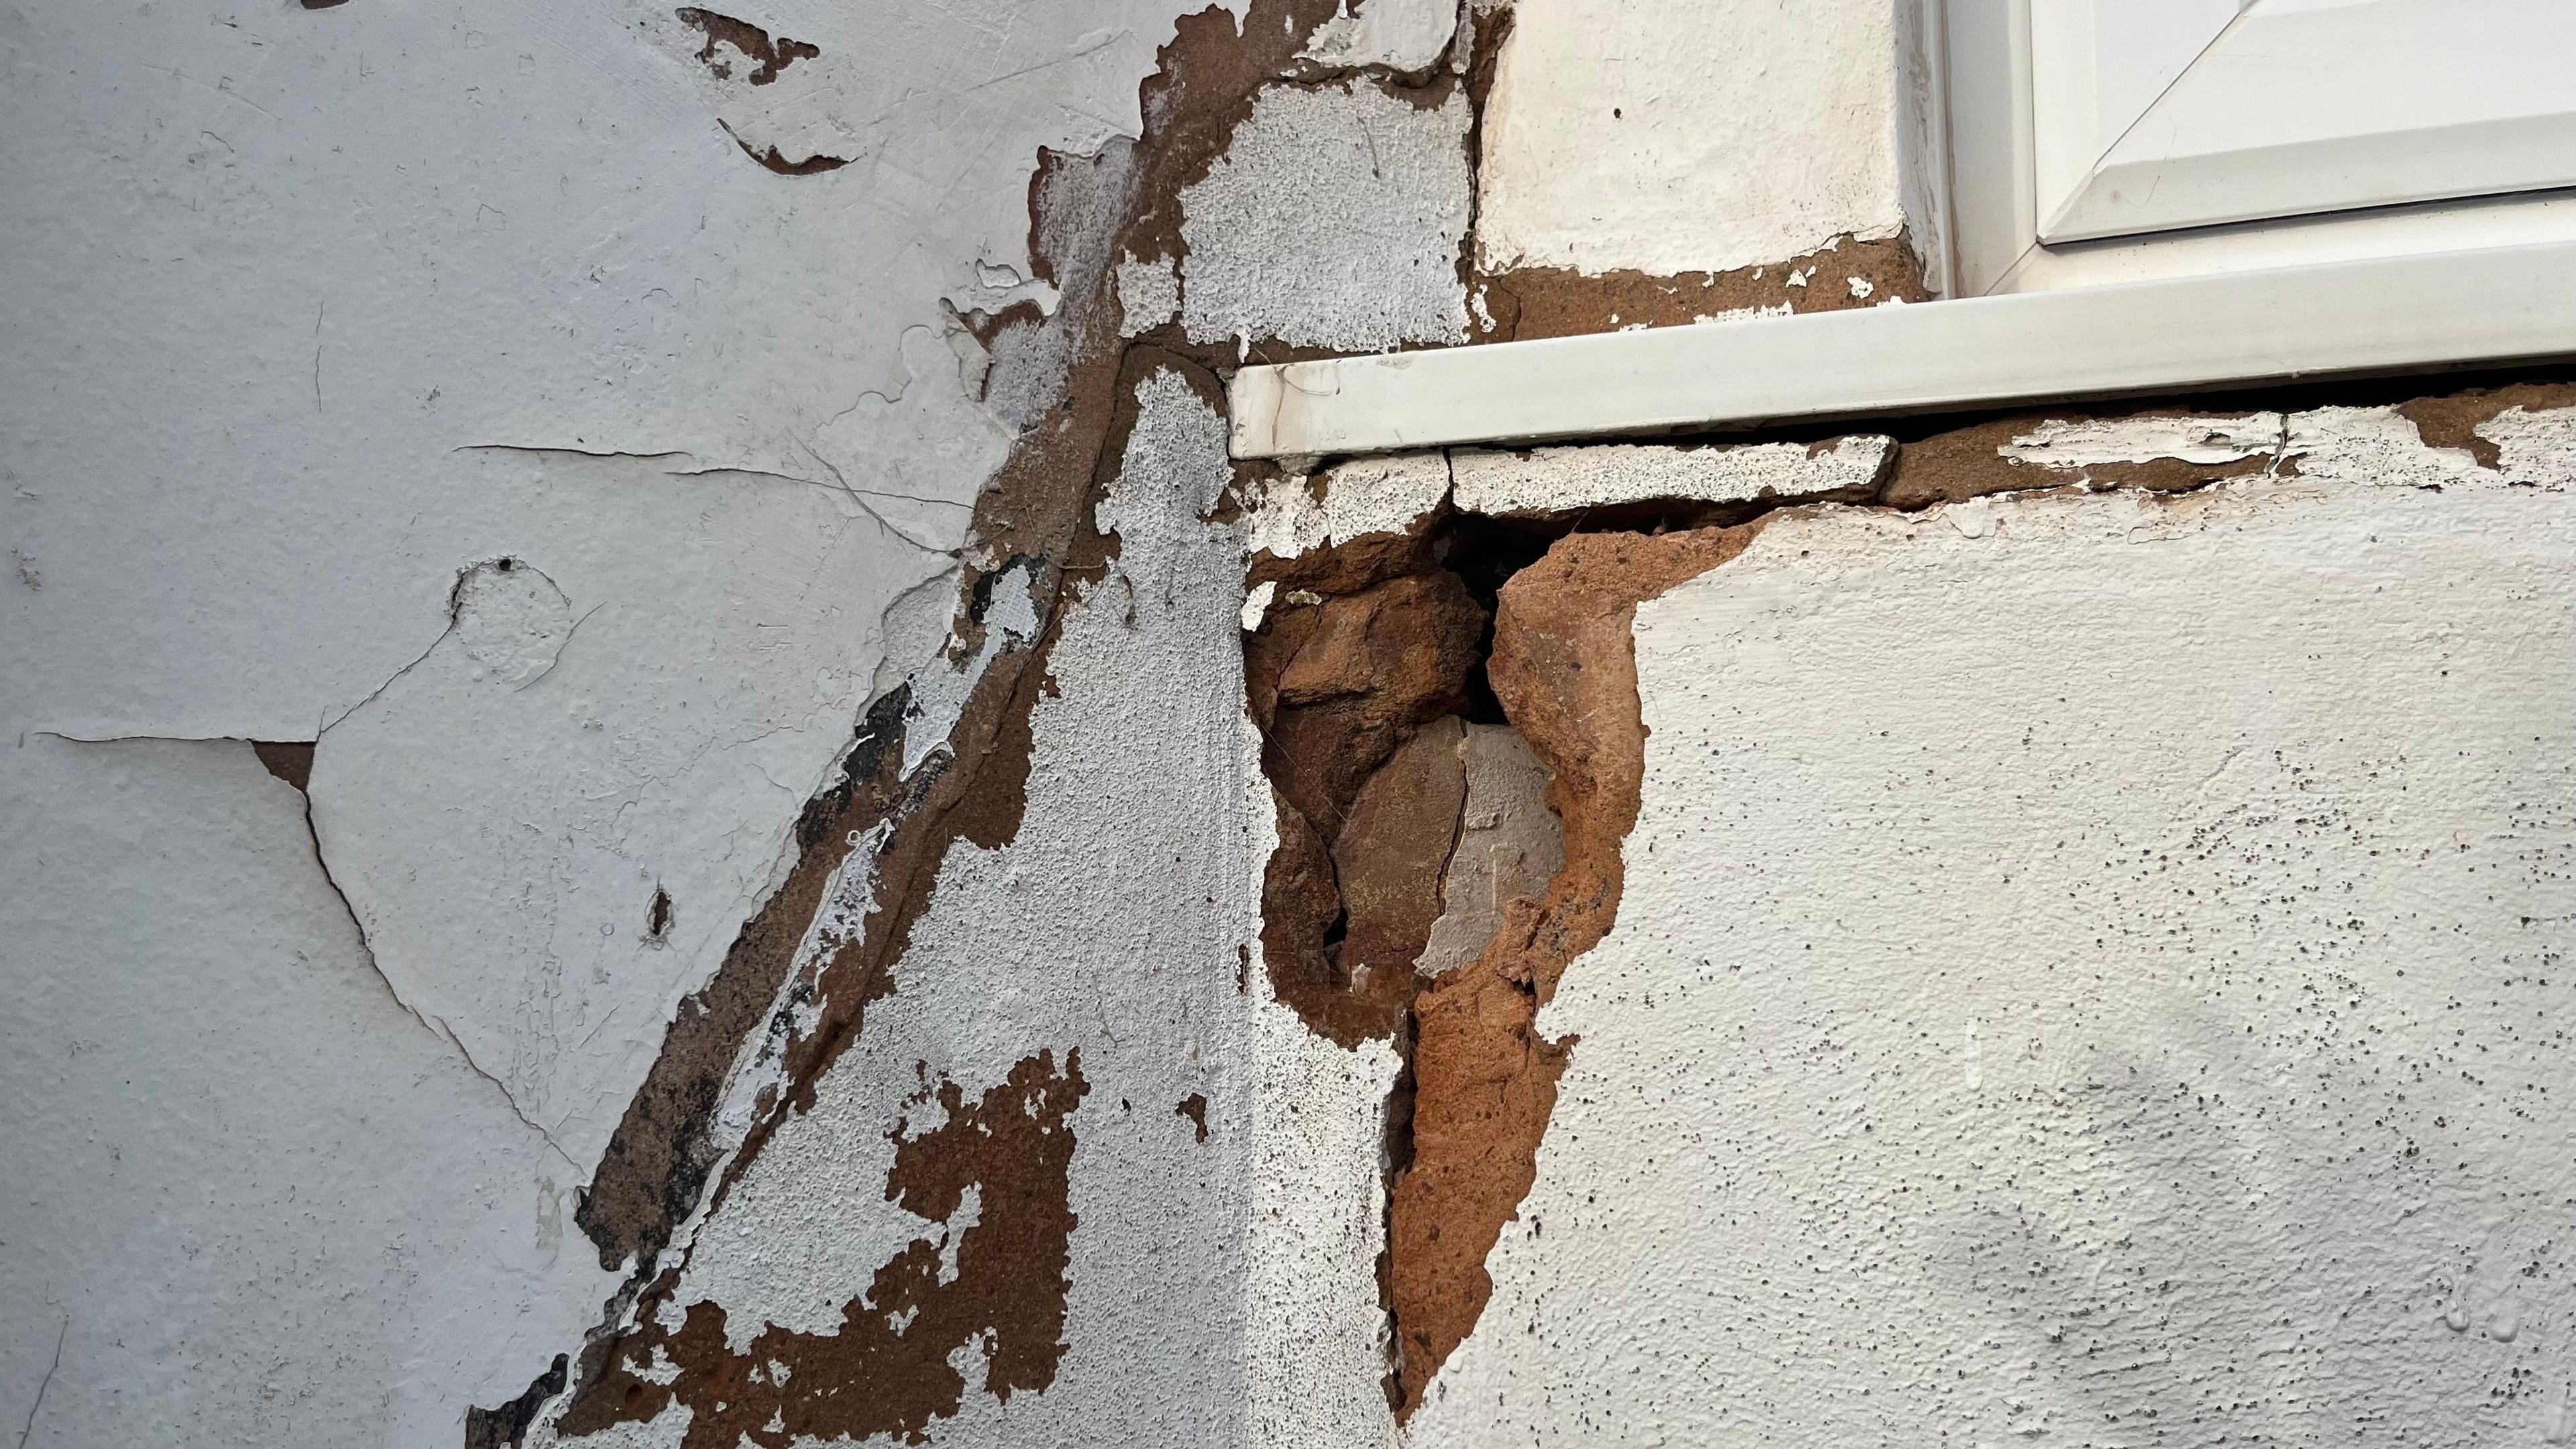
[900,561,1042,780]
[1,0,1242,1435]
[304,459,957,1171]
[2006,412,2286,472]
[1474,0,1907,275]
[559,373,1395,1446]
[1415,723,1561,979]
[1300,0,1460,73]
[2471,402,2576,488]
[1451,436,1894,516]
[1181,81,1471,352]
[2282,402,2576,490]
[1414,433,2576,1444]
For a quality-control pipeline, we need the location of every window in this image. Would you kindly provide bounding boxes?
[1947,0,2576,294]
[1230,0,2576,460]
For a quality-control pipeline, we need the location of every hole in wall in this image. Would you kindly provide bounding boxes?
[647,886,674,941]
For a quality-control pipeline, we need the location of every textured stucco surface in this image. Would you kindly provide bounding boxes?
[1181,80,1472,352]
[1453,437,1895,516]
[15,0,2576,1442]
[529,372,1399,1448]
[1411,429,2576,1445]
[1473,0,1907,275]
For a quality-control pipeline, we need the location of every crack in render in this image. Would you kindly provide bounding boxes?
[280,747,583,1172]
[14,1313,66,1449]
[450,445,969,558]
[18,725,572,1167]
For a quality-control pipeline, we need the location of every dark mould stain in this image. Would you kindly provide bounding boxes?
[1176,1092,1210,1142]
[558,1049,1089,1448]
[252,741,316,793]
[464,1352,568,1449]
[676,7,820,85]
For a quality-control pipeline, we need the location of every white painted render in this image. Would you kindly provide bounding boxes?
[1301,0,1460,74]
[0,737,614,1446]
[1474,0,1907,276]
[1413,419,2576,1446]
[1452,437,1894,515]
[11,1,2575,1445]
[1180,79,1472,353]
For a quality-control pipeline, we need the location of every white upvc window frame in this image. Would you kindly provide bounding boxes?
[1230,0,2576,462]
[1949,0,2576,299]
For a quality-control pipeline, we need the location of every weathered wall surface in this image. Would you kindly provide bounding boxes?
[1409,413,2576,1446]
[9,0,2573,1446]
[1475,0,1905,275]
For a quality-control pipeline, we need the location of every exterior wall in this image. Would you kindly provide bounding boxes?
[5,3,2570,1449]
[1413,419,2576,1445]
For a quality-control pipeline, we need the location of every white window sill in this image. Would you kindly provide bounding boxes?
[1228,239,2576,460]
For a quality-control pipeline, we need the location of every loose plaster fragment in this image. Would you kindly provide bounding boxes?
[566,1051,1089,1449]
[1415,722,1559,979]
[1472,235,1932,343]
[1179,80,1472,353]
[1452,436,1893,517]
[467,1354,572,1449]
[1884,409,2286,511]
[1114,252,1182,337]
[2004,413,2284,478]
[1389,521,1764,1415]
[1246,451,1452,592]
[575,687,922,1277]
[1300,0,1461,73]
[1334,715,1469,987]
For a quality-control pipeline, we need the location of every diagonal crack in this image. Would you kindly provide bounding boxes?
[269,746,584,1173]
[15,1313,66,1449]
